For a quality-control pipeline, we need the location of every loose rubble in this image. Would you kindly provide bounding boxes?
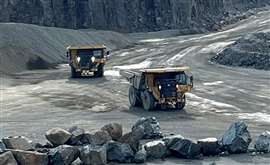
[220,121,251,153]
[0,118,265,164]
[255,131,270,153]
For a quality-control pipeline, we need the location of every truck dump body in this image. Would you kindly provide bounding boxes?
[120,66,193,111]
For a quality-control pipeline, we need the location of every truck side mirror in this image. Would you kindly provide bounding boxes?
[106,51,110,56]
[66,52,69,58]
[190,76,193,87]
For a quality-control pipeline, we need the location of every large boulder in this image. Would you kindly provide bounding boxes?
[163,135,185,148]
[254,131,270,153]
[132,117,163,139]
[133,148,147,163]
[198,138,221,156]
[169,138,202,159]
[119,132,140,152]
[45,128,72,146]
[2,136,34,150]
[79,145,107,165]
[81,130,112,146]
[66,126,85,145]
[10,149,48,165]
[106,141,134,163]
[144,140,168,159]
[48,145,79,165]
[0,151,18,165]
[0,140,6,153]
[101,123,123,141]
[220,121,251,153]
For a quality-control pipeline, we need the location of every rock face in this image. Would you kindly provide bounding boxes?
[45,128,72,146]
[220,121,252,153]
[2,136,33,151]
[106,141,134,163]
[81,130,112,146]
[10,150,48,165]
[211,32,270,70]
[79,145,107,165]
[48,145,79,165]
[144,140,168,159]
[0,0,269,32]
[0,151,18,165]
[101,123,123,141]
[255,131,270,153]
[132,117,163,139]
[119,132,140,152]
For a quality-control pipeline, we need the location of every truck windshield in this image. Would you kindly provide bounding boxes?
[93,50,102,57]
[176,74,187,85]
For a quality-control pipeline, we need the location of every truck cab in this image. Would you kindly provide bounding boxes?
[66,45,109,78]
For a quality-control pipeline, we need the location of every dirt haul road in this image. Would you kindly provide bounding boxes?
[1,9,270,165]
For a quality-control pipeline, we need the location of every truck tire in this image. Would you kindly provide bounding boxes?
[129,86,141,107]
[176,95,186,110]
[71,66,80,78]
[94,65,104,77]
[141,91,155,111]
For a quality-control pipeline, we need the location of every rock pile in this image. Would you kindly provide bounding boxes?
[211,32,270,70]
[0,117,269,164]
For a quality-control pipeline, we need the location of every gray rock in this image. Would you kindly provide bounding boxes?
[132,117,163,139]
[198,138,221,156]
[48,145,79,165]
[220,121,252,153]
[45,128,72,146]
[134,148,147,163]
[2,136,34,150]
[107,141,134,163]
[163,134,185,148]
[86,130,112,146]
[10,149,48,165]
[169,138,202,159]
[67,126,85,145]
[119,132,139,152]
[101,123,123,141]
[79,145,107,165]
[0,151,18,165]
[255,131,270,153]
[144,140,168,159]
[0,140,6,153]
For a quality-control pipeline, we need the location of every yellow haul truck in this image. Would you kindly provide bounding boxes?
[67,45,109,78]
[121,67,193,111]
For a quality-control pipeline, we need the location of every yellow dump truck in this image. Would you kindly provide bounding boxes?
[66,45,110,78]
[121,67,193,111]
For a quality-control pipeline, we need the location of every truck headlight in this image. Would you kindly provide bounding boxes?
[77,57,81,62]
[158,85,162,90]
[91,56,96,63]
[176,84,179,88]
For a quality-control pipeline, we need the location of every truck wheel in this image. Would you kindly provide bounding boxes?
[176,95,186,110]
[71,67,80,78]
[129,86,140,107]
[141,91,155,111]
[94,65,104,77]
